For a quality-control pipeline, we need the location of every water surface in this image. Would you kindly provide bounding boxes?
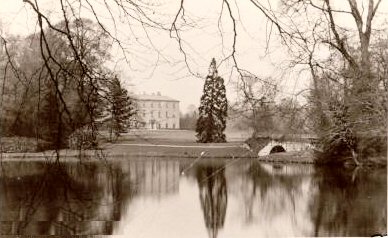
[0,158,386,237]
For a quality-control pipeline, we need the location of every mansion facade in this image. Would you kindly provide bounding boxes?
[133,92,180,129]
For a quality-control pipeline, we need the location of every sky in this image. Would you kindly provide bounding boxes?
[1,0,387,113]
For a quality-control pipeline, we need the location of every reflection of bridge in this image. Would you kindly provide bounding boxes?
[260,163,315,175]
[257,134,317,156]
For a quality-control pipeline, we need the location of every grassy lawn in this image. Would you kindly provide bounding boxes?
[102,129,251,145]
[100,129,255,158]
[104,143,256,159]
[1,129,254,159]
[2,130,384,166]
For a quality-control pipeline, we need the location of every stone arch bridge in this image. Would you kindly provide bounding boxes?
[255,134,317,156]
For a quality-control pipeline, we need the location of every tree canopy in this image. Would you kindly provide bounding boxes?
[196,58,228,143]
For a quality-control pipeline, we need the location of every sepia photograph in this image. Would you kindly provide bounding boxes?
[0,0,387,237]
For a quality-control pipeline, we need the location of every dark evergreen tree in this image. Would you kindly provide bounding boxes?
[196,58,228,143]
[106,76,136,141]
[39,88,63,149]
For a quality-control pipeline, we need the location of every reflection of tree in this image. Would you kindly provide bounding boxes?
[246,162,273,199]
[0,161,134,235]
[196,165,228,238]
[310,167,387,237]
[245,162,303,216]
[235,161,312,235]
[238,162,387,236]
[240,161,272,223]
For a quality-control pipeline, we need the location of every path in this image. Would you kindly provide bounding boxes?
[114,143,241,148]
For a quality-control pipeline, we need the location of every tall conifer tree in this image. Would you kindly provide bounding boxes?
[107,76,136,141]
[196,58,228,143]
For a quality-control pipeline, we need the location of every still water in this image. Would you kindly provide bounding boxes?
[0,158,386,237]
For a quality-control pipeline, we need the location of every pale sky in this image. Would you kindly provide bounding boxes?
[1,0,387,113]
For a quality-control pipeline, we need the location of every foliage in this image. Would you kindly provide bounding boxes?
[180,105,198,130]
[104,76,137,141]
[1,0,385,162]
[229,73,307,136]
[230,93,308,137]
[270,1,388,164]
[68,125,97,150]
[0,137,43,153]
[312,98,358,163]
[0,19,112,150]
[231,73,276,136]
[196,58,228,143]
[273,98,309,135]
[309,37,388,164]
[180,114,197,130]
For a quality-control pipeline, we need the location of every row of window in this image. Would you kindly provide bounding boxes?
[149,121,176,129]
[142,102,177,109]
[142,111,176,118]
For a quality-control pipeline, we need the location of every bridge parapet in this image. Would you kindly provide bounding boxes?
[258,139,314,156]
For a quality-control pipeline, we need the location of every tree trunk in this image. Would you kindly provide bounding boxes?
[109,121,113,142]
[351,148,360,166]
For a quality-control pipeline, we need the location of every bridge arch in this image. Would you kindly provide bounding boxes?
[269,145,286,154]
[258,139,314,156]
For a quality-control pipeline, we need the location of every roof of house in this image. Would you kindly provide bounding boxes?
[132,93,179,102]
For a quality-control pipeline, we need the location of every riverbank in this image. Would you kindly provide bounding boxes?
[1,130,385,167]
[2,145,385,167]
[0,142,256,161]
[0,130,252,159]
[257,150,316,164]
[0,144,317,164]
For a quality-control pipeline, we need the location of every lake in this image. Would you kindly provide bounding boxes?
[0,157,386,237]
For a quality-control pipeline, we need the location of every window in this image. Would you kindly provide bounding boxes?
[151,103,153,108]
[158,111,161,118]
[173,124,176,129]
[166,103,168,108]
[172,114,175,118]
[166,111,168,117]
[151,111,153,117]
[165,123,168,128]
[143,103,145,107]
[143,112,146,117]
[158,102,161,108]
[173,103,175,109]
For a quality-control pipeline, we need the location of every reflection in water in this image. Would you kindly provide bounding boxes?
[0,158,386,237]
[196,165,227,238]
[0,161,132,235]
[129,160,180,197]
[0,159,180,236]
[226,161,386,237]
[234,161,314,236]
[310,167,387,237]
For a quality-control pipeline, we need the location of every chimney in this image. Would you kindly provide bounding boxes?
[157,91,161,96]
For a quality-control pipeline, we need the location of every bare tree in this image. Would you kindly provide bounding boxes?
[230,72,277,136]
[1,1,170,149]
[1,0,386,163]
[277,0,387,164]
[170,0,386,164]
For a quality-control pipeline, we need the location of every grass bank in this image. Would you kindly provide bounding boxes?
[0,130,255,160]
[257,150,316,164]
[2,130,383,166]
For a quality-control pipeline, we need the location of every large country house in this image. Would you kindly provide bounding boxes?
[133,92,180,129]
